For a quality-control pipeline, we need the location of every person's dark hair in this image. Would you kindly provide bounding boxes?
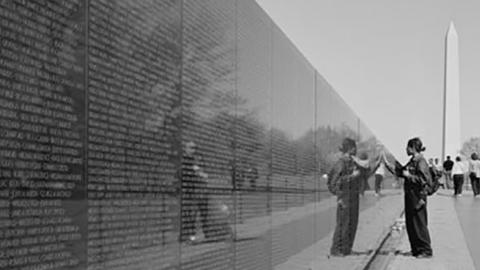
[339,138,356,153]
[471,153,478,160]
[455,156,461,162]
[447,156,451,160]
[407,137,426,153]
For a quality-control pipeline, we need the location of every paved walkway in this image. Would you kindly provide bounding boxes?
[275,190,405,270]
[386,190,476,270]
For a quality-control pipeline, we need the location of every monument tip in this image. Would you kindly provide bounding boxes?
[448,21,457,32]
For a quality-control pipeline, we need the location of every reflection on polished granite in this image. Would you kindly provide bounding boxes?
[0,0,390,269]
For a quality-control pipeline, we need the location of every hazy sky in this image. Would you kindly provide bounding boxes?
[256,0,480,162]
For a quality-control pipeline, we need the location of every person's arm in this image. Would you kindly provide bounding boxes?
[352,155,369,169]
[382,155,404,178]
[368,155,383,176]
[406,159,431,186]
[327,160,342,195]
[383,159,396,175]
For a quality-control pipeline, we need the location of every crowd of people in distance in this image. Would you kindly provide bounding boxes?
[427,154,480,197]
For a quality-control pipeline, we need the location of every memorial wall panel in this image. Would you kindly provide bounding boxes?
[87,1,181,269]
[315,73,337,177]
[314,72,338,255]
[235,1,272,269]
[181,0,235,269]
[0,1,86,269]
[270,25,317,267]
[0,1,391,269]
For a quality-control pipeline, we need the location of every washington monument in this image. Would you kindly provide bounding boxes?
[442,22,461,161]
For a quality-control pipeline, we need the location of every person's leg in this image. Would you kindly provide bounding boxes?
[365,177,371,191]
[330,196,351,255]
[413,197,432,256]
[359,176,365,196]
[199,193,211,238]
[181,196,196,241]
[447,171,453,189]
[404,191,419,256]
[378,175,383,193]
[469,174,475,195]
[458,175,464,195]
[453,175,460,195]
[346,193,360,254]
[474,176,480,196]
[375,174,382,195]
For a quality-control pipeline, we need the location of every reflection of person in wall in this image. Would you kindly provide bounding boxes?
[180,141,209,243]
[357,152,370,196]
[328,138,380,256]
[374,160,386,196]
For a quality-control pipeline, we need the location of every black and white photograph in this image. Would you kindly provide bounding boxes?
[1,0,479,269]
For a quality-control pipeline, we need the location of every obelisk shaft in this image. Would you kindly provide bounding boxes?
[442,22,461,161]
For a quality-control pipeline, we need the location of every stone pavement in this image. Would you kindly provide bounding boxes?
[275,190,405,270]
[386,190,476,270]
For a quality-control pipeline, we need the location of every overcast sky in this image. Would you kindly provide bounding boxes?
[256,0,480,162]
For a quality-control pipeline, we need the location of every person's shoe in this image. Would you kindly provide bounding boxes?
[395,251,413,256]
[329,253,346,258]
[415,253,432,259]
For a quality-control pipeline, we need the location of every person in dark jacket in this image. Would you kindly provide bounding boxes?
[392,137,433,258]
[328,138,380,256]
[443,156,454,189]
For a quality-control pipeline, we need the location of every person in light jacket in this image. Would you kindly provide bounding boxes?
[452,156,467,196]
[468,153,480,196]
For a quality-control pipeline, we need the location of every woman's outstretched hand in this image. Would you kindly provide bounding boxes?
[352,155,369,168]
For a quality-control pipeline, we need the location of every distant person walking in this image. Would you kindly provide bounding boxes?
[452,156,467,196]
[434,158,443,172]
[434,158,445,189]
[443,156,454,189]
[374,161,385,196]
[469,153,480,197]
[357,152,371,196]
[428,158,444,190]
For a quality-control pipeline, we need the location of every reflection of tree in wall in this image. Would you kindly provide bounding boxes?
[294,130,317,176]
[235,112,270,188]
[315,124,358,173]
[87,1,183,268]
[271,128,296,179]
[461,137,480,158]
[181,1,236,185]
